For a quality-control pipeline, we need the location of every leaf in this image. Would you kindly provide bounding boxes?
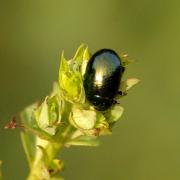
[21,103,56,142]
[21,102,39,127]
[50,82,61,97]
[126,78,140,91]
[21,132,36,168]
[105,105,124,123]
[48,96,61,126]
[59,51,69,73]
[70,106,96,130]
[73,43,87,63]
[118,78,140,96]
[66,136,99,147]
[61,72,82,100]
[35,95,63,136]
[59,51,85,104]
[94,111,108,129]
[35,97,55,135]
[83,46,91,61]
[81,46,91,77]
[71,44,91,77]
[120,53,135,67]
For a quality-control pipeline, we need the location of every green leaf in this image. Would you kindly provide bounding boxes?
[21,102,39,127]
[118,78,140,95]
[59,52,85,104]
[61,72,83,101]
[126,78,140,91]
[50,82,61,97]
[81,46,91,77]
[105,105,124,123]
[66,136,99,147]
[70,105,96,130]
[59,51,69,73]
[94,111,108,129]
[120,53,135,67]
[35,95,64,135]
[48,96,60,126]
[21,132,36,168]
[73,43,87,63]
[35,97,55,135]
[21,103,56,141]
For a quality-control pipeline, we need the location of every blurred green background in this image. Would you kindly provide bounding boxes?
[0,0,180,179]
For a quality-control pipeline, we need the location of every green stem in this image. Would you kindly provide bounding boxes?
[27,125,73,180]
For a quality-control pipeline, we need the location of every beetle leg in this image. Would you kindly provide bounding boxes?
[118,91,123,95]
[122,66,125,73]
[118,91,127,96]
[112,99,120,105]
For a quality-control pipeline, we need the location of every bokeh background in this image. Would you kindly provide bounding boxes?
[0,0,180,179]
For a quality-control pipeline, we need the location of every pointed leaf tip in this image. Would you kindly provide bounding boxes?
[126,78,140,91]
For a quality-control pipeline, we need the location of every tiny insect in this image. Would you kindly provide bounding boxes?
[4,117,24,129]
[4,117,17,129]
[83,49,124,111]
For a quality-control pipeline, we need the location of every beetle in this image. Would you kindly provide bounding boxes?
[83,49,124,111]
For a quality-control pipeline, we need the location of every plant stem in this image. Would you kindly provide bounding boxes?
[27,125,73,180]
